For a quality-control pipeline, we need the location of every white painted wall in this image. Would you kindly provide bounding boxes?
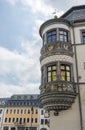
[50,98,80,130]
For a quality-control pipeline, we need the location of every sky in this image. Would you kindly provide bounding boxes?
[0,0,85,98]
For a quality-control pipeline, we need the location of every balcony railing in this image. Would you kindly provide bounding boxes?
[40,42,73,60]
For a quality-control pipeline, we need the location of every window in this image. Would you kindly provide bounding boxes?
[5,118,7,122]
[16,118,18,123]
[6,109,8,114]
[84,62,85,69]
[35,118,37,123]
[24,109,26,114]
[82,31,85,43]
[23,118,26,123]
[61,64,71,81]
[27,118,29,123]
[12,118,15,122]
[31,118,33,123]
[59,29,68,42]
[41,119,44,125]
[45,119,48,125]
[17,109,19,114]
[47,65,57,82]
[10,109,12,114]
[0,109,2,114]
[9,118,11,123]
[14,109,16,114]
[3,127,9,130]
[19,118,22,124]
[28,109,30,114]
[21,109,23,114]
[35,109,38,114]
[47,30,57,43]
[41,110,43,115]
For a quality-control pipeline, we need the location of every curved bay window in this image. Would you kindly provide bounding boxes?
[61,64,71,81]
[47,65,57,82]
[47,30,57,43]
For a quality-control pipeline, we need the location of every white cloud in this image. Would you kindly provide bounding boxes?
[0,45,40,97]
[0,83,39,98]
[6,0,18,5]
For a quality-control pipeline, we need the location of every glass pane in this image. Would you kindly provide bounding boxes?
[48,77,51,82]
[60,31,63,34]
[66,66,70,70]
[48,67,51,71]
[52,31,56,35]
[67,72,70,76]
[82,32,85,36]
[52,65,56,70]
[61,71,65,76]
[52,76,56,81]
[52,71,56,75]
[48,72,51,76]
[61,65,65,70]
[67,76,70,81]
[61,75,65,81]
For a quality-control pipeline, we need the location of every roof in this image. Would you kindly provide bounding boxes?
[61,5,85,18]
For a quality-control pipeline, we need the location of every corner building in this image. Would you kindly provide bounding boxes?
[39,5,85,130]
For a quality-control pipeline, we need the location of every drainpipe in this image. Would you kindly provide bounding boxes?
[72,24,83,130]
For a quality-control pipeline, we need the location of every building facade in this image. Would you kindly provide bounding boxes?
[0,95,49,130]
[39,5,85,130]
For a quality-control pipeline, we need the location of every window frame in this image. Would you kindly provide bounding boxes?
[47,64,57,82]
[60,64,71,82]
[81,30,85,43]
[59,29,68,42]
[47,29,57,44]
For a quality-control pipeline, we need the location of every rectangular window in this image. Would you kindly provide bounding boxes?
[6,109,8,114]
[82,31,85,43]
[23,118,26,123]
[59,29,68,42]
[41,119,44,125]
[84,62,85,69]
[35,118,37,123]
[3,127,9,130]
[9,118,11,123]
[12,118,15,122]
[47,65,57,82]
[14,109,16,114]
[17,109,19,114]
[5,118,7,122]
[31,118,33,123]
[28,109,30,114]
[41,110,43,115]
[0,109,2,114]
[61,64,71,81]
[47,30,57,43]
[27,118,29,123]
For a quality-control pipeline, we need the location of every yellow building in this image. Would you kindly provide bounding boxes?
[3,94,39,130]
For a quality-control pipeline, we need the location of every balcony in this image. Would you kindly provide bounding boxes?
[39,81,77,112]
[40,42,73,61]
